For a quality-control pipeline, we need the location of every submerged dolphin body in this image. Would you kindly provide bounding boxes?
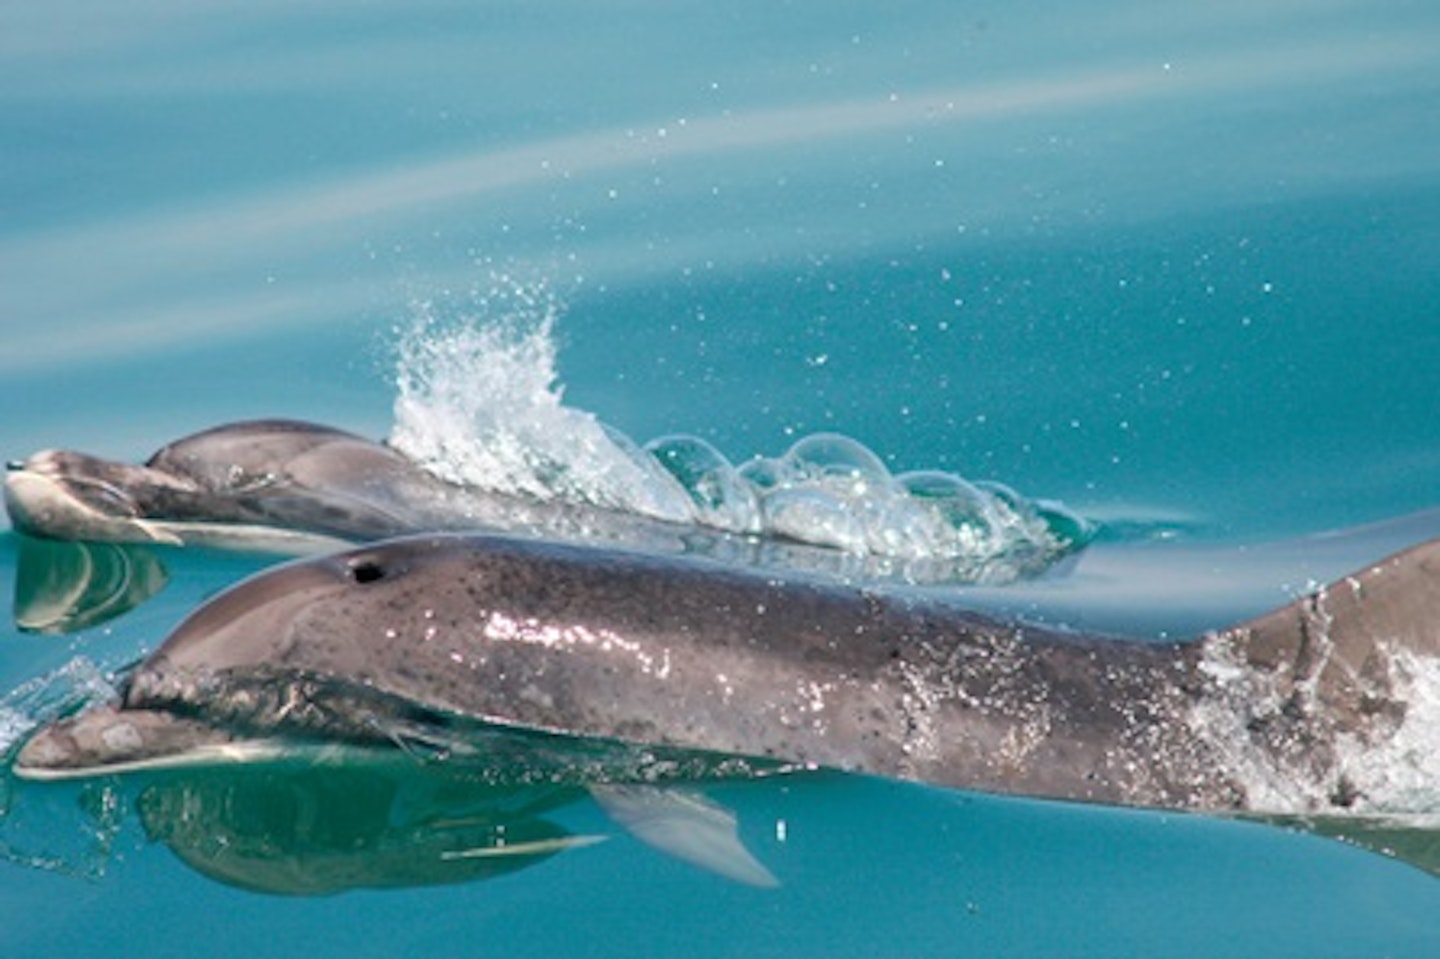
[15,532,1439,818]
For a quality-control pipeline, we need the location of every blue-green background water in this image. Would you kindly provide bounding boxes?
[3,2,1439,955]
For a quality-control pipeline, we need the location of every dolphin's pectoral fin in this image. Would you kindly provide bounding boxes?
[589,783,780,887]
[127,520,185,547]
[438,834,609,860]
[241,491,414,541]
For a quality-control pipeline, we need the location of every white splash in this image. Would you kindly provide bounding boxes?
[1192,637,1440,816]
[0,657,116,755]
[1335,648,1440,814]
[0,708,32,758]
[386,283,1088,583]
[389,280,695,523]
[1190,639,1328,812]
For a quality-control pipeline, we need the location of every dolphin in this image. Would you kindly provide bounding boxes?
[13,532,1438,820]
[3,419,692,555]
[3,418,1039,585]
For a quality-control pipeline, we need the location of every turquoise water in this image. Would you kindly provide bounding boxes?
[3,2,1440,955]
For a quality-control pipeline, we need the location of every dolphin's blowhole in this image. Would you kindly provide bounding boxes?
[350,560,386,584]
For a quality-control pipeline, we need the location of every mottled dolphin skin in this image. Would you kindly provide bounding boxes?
[15,533,1439,815]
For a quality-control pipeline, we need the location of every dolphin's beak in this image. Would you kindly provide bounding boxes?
[4,467,183,546]
[4,450,359,554]
[13,706,283,780]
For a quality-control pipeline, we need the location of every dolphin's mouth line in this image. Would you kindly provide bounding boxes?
[5,465,357,553]
[5,456,397,553]
[5,467,155,538]
[116,519,356,554]
[53,473,143,519]
[128,670,582,763]
[16,666,790,787]
[13,737,298,781]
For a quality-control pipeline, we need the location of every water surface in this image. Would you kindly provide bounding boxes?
[3,2,1439,956]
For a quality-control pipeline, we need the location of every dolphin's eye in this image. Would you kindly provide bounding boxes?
[350,560,386,584]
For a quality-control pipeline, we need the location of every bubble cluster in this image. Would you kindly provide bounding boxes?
[645,432,1090,582]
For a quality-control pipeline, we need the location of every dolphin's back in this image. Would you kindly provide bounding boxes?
[145,419,383,486]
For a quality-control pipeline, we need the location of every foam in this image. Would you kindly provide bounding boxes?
[1333,648,1440,814]
[1192,631,1440,816]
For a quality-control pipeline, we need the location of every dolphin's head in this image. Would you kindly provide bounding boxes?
[5,449,201,546]
[11,533,703,780]
[12,536,471,778]
[142,419,388,496]
[10,547,358,779]
[5,420,423,551]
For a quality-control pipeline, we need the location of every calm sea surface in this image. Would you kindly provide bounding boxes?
[3,3,1439,956]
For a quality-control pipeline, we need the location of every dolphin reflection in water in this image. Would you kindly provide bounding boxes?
[135,760,598,896]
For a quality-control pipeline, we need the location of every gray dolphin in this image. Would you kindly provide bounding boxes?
[14,532,1438,819]
[3,419,689,554]
[4,418,1031,585]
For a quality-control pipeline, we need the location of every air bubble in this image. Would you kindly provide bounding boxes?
[779,433,896,497]
[762,487,868,554]
[645,435,761,533]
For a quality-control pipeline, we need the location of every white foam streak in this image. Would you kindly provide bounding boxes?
[1193,640,1440,816]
